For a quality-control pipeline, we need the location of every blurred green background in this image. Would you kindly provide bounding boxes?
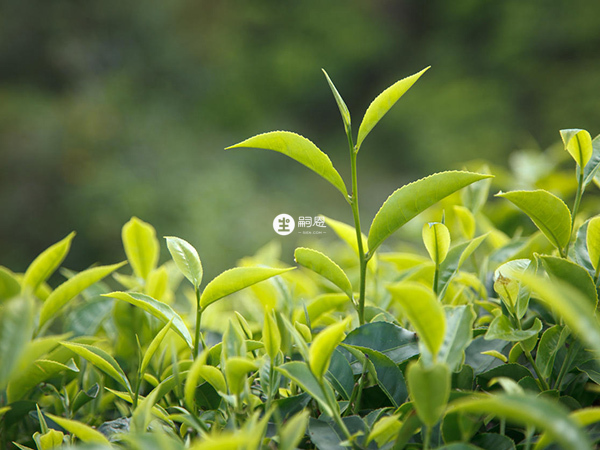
[2,0,600,280]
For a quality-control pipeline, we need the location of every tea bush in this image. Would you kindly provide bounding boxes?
[1,68,600,450]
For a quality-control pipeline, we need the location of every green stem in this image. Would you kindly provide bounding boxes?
[523,348,550,391]
[347,131,368,325]
[423,425,431,450]
[567,168,585,257]
[266,359,276,411]
[352,368,368,415]
[433,263,440,296]
[554,338,580,390]
[322,379,352,442]
[194,288,206,359]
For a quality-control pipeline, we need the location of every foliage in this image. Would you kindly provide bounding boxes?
[2,67,600,450]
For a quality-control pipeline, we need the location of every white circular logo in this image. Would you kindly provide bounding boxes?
[273,214,295,235]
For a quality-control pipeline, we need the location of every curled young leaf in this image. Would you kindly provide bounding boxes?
[560,128,593,168]
[422,222,451,265]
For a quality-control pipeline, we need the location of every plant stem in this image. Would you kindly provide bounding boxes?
[523,348,549,391]
[554,338,580,390]
[322,379,352,442]
[346,131,368,325]
[423,425,431,450]
[194,287,206,359]
[567,168,585,257]
[433,263,440,296]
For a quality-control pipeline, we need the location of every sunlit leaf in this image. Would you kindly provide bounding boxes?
[560,128,593,168]
[294,247,353,299]
[309,317,351,380]
[44,413,111,445]
[22,232,75,293]
[165,236,203,289]
[0,297,34,389]
[122,217,159,280]
[407,360,450,426]
[322,69,351,133]
[422,222,451,265]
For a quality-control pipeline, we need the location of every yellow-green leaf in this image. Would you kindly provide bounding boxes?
[102,291,193,350]
[122,217,159,280]
[22,232,75,293]
[496,190,571,252]
[225,356,258,396]
[322,69,351,133]
[560,128,593,168]
[387,282,445,356]
[165,236,203,289]
[356,67,429,150]
[280,410,310,450]
[294,247,353,299]
[140,317,174,375]
[39,262,126,327]
[309,317,351,380]
[535,407,600,450]
[0,267,21,301]
[422,222,451,265]
[226,131,348,198]
[368,171,492,254]
[407,360,450,427]
[453,205,476,240]
[200,266,294,309]
[263,311,281,360]
[44,413,111,445]
[587,215,600,271]
[0,297,35,389]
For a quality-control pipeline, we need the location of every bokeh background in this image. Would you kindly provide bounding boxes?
[2,0,600,280]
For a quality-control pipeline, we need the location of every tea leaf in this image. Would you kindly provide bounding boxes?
[0,296,34,389]
[322,69,351,134]
[22,232,75,293]
[60,342,132,393]
[39,262,126,327]
[0,267,21,302]
[387,282,445,357]
[165,236,203,289]
[407,360,450,426]
[7,358,79,403]
[226,131,348,198]
[356,66,429,150]
[122,217,159,280]
[368,171,492,254]
[422,222,451,265]
[540,255,598,309]
[294,247,353,299]
[276,361,334,417]
[438,305,476,372]
[309,317,351,380]
[44,413,111,445]
[263,311,281,360]
[279,410,310,450]
[535,407,600,450]
[448,393,593,450]
[140,317,174,375]
[200,266,294,309]
[586,215,600,272]
[102,291,193,350]
[496,190,571,253]
[535,325,567,380]
[560,128,593,168]
[225,356,258,396]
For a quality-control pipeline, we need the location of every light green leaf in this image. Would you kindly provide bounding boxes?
[493,259,532,318]
[140,317,174,375]
[294,247,353,299]
[263,311,281,360]
[60,342,131,393]
[226,131,348,198]
[102,291,193,350]
[225,356,258,396]
[453,205,476,239]
[276,361,334,417]
[200,266,294,309]
[0,267,21,302]
[131,386,160,433]
[279,410,310,450]
[485,313,542,342]
[37,429,64,449]
[586,134,600,187]
[540,255,598,309]
[535,325,567,380]
[322,69,351,133]
[387,282,445,357]
[422,222,451,265]
[165,236,203,289]
[560,128,593,168]
[39,262,126,328]
[535,407,600,450]
[448,393,593,450]
[369,171,492,254]
[586,215,600,272]
[323,216,378,273]
[407,360,450,427]
[356,66,429,150]
[309,317,351,380]
[0,297,34,389]
[22,232,75,293]
[438,305,476,371]
[496,190,571,252]
[122,217,159,280]
[44,413,111,445]
[7,358,79,403]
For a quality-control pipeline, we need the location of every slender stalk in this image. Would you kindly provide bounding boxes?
[433,263,440,296]
[523,348,550,391]
[346,131,368,325]
[423,425,431,450]
[566,168,585,257]
[194,287,206,359]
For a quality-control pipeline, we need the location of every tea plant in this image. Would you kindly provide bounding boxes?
[1,67,600,450]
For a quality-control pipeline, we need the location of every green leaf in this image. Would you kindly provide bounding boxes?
[277,361,334,417]
[586,215,600,272]
[140,317,174,375]
[200,266,294,309]
[263,311,281,360]
[493,259,532,318]
[560,128,593,168]
[356,66,429,150]
[225,356,258,396]
[122,217,159,280]
[325,349,354,400]
[131,385,160,433]
[44,413,111,445]
[165,236,203,289]
[322,69,351,133]
[586,134,600,186]
[476,364,533,388]
[309,317,351,380]
[535,325,567,380]
[496,190,572,252]
[37,429,64,449]
[369,171,492,254]
[438,305,476,372]
[322,216,377,272]
[422,222,451,265]
[60,342,132,393]
[22,232,75,293]
[540,255,598,309]
[453,205,476,239]
[39,262,126,328]
[485,313,542,342]
[102,291,193,350]
[279,410,309,450]
[447,393,593,450]
[0,267,21,302]
[407,360,450,427]
[226,131,348,198]
[294,247,353,299]
[7,358,79,403]
[0,297,34,389]
[387,282,445,357]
